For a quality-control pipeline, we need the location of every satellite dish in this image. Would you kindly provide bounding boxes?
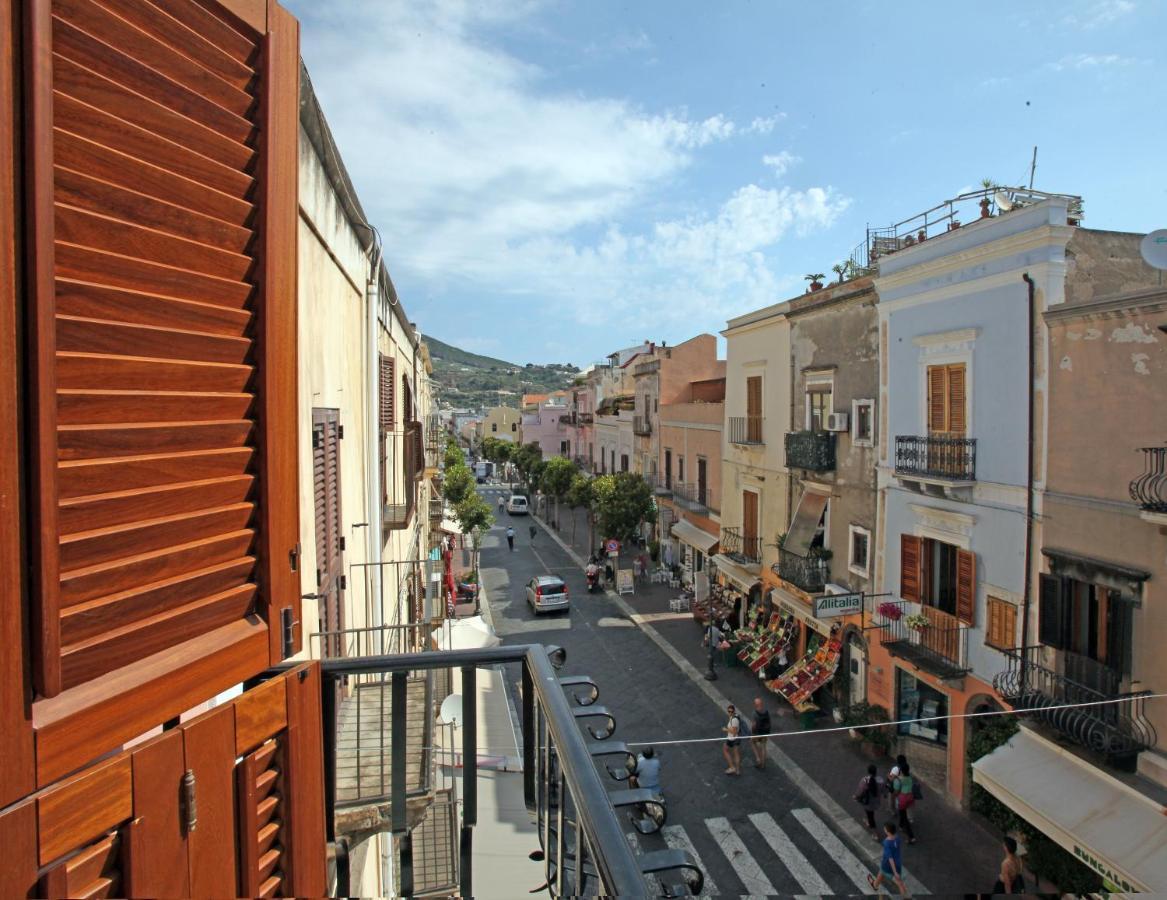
[439,693,463,726]
[1140,229,1167,270]
[993,191,1013,212]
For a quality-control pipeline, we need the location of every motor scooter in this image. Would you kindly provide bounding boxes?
[585,568,600,593]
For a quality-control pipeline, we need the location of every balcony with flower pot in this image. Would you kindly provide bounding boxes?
[876,600,969,681]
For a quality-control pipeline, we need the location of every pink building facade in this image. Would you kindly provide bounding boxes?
[520,396,572,460]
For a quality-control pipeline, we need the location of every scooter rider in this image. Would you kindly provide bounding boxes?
[585,558,600,591]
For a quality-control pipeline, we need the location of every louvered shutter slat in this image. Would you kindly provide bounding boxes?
[900,535,921,602]
[947,364,967,434]
[927,366,947,434]
[955,549,975,625]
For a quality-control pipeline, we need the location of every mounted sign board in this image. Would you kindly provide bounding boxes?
[1139,229,1167,270]
[605,539,620,555]
[617,569,635,595]
[813,592,863,619]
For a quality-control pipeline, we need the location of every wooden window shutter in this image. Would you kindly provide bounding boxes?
[746,376,762,419]
[927,366,947,433]
[742,491,758,543]
[22,0,300,711]
[1038,574,1063,648]
[379,354,395,430]
[947,365,967,434]
[900,535,922,602]
[986,596,1016,649]
[955,549,975,625]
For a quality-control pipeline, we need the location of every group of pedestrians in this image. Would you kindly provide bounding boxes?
[720,698,771,775]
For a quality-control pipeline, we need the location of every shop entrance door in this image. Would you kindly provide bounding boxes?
[848,634,866,707]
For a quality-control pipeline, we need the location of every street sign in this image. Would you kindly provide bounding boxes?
[813,592,863,619]
[605,538,620,555]
[616,568,634,595]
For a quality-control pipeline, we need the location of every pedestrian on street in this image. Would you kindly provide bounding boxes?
[506,526,515,552]
[867,821,907,896]
[854,764,884,836]
[750,697,771,769]
[497,495,505,513]
[529,524,537,543]
[703,620,725,680]
[722,704,743,775]
[890,764,917,844]
[993,835,1026,894]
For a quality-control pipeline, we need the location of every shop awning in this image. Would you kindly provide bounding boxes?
[440,518,463,534]
[972,728,1167,894]
[772,585,831,636]
[671,520,718,553]
[785,488,829,556]
[710,555,759,592]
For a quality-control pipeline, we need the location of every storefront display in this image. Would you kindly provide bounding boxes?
[896,668,948,744]
[767,624,843,712]
[736,612,797,674]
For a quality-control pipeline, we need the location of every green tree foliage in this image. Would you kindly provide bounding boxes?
[454,489,494,539]
[442,464,475,507]
[565,473,594,543]
[541,456,576,527]
[591,472,655,543]
[512,442,544,489]
[443,442,465,472]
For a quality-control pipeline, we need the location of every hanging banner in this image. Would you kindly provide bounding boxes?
[813,592,863,619]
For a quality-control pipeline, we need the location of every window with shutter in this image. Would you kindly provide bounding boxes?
[746,376,762,442]
[21,0,300,731]
[955,549,975,625]
[312,410,344,656]
[900,535,921,602]
[1038,574,1064,648]
[742,490,759,544]
[926,364,967,435]
[986,596,1017,650]
[379,354,395,431]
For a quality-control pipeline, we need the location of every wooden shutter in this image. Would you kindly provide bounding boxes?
[23,0,300,704]
[236,738,286,897]
[947,365,967,434]
[379,354,395,430]
[1038,574,1064,648]
[742,490,759,543]
[955,549,975,625]
[312,411,343,655]
[927,366,947,433]
[900,534,921,602]
[986,597,1016,650]
[746,375,762,418]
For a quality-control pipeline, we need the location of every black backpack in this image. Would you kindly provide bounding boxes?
[734,714,751,737]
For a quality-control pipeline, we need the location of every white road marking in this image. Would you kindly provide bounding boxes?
[624,831,663,896]
[705,816,775,897]
[662,824,720,897]
[791,807,876,895]
[748,812,832,895]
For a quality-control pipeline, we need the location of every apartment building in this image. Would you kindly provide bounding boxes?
[594,345,650,474]
[520,393,571,459]
[480,404,522,443]
[718,307,793,618]
[565,381,596,470]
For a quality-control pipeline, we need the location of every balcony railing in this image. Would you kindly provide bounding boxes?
[894,435,976,481]
[728,416,764,445]
[429,498,444,524]
[774,548,828,594]
[720,526,762,565]
[1131,445,1166,513]
[785,430,836,472]
[633,415,652,436]
[875,601,969,680]
[672,481,718,515]
[643,472,671,495]
[426,415,444,450]
[994,646,1157,766]
[577,411,594,425]
[317,645,703,898]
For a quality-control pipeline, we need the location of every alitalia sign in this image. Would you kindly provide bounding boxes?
[813,592,863,619]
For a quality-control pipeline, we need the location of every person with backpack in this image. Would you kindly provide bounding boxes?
[722,703,747,775]
[750,697,771,769]
[891,763,917,844]
[854,764,885,836]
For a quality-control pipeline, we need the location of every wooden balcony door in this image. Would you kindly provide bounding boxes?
[742,489,759,552]
[926,364,967,476]
[312,409,344,657]
[746,376,762,443]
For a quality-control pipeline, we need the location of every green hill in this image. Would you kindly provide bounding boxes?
[424,335,578,410]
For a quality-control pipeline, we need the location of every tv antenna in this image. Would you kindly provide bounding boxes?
[1028,146,1037,190]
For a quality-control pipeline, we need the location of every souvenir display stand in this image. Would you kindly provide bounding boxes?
[736,612,798,674]
[766,626,843,712]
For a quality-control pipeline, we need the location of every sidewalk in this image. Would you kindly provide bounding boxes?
[537,501,1003,895]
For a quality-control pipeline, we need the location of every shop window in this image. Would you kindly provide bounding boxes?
[900,535,975,624]
[852,399,874,446]
[896,669,948,745]
[986,596,1017,650]
[848,525,870,579]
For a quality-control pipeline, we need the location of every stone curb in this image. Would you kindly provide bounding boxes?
[532,512,930,896]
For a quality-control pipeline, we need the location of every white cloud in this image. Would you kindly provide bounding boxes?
[747,115,785,134]
[1047,52,1141,70]
[761,151,801,176]
[1062,0,1135,29]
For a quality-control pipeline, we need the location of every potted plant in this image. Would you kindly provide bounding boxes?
[843,702,893,756]
[979,178,997,217]
[877,601,903,622]
[805,273,825,292]
[904,612,929,632]
[649,539,661,563]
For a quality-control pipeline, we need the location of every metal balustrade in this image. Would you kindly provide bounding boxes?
[1130,445,1166,513]
[784,430,836,472]
[728,416,764,445]
[308,644,702,897]
[993,646,1157,766]
[721,526,762,565]
[894,435,976,481]
[774,548,828,593]
[672,481,717,515]
[633,415,652,436]
[875,600,969,680]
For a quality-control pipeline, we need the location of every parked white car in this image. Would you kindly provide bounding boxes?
[506,495,529,515]
[526,575,569,614]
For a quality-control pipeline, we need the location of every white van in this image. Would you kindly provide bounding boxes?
[506,495,529,515]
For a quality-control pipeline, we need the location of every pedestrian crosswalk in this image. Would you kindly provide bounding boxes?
[628,806,887,897]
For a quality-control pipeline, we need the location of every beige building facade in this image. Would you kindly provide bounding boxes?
[481,405,523,443]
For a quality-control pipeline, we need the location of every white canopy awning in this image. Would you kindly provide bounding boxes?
[772,585,832,636]
[440,518,463,534]
[972,727,1167,893]
[671,519,718,553]
[710,554,760,592]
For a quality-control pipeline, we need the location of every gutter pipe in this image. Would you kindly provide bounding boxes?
[1020,272,1037,695]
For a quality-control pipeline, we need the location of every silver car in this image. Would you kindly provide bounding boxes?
[526,575,569,614]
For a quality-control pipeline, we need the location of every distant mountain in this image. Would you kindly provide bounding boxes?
[424,335,578,410]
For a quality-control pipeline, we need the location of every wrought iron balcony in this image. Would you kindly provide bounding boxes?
[577,411,594,425]
[785,430,836,472]
[774,548,828,594]
[633,415,652,436]
[728,416,764,446]
[894,435,976,481]
[429,498,444,524]
[1130,445,1166,514]
[672,481,718,515]
[317,644,703,897]
[875,601,970,680]
[425,416,445,450]
[643,472,671,495]
[993,646,1157,767]
[720,526,762,565]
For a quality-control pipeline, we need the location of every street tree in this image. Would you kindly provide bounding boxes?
[443,442,464,472]
[454,490,494,595]
[442,463,475,507]
[541,456,575,528]
[591,472,655,546]
[512,442,543,491]
[565,472,594,545]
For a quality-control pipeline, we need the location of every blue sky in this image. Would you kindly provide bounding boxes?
[288,0,1166,367]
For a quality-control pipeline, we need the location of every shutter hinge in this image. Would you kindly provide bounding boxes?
[339,536,346,552]
[281,607,298,659]
[289,543,300,572]
[181,770,198,833]
[340,574,347,590]
[312,430,321,450]
[338,424,345,439]
[316,568,322,587]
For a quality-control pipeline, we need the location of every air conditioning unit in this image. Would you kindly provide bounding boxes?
[826,412,849,432]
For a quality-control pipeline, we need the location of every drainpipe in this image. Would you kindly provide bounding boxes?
[1020,273,1037,695]
[366,242,384,647]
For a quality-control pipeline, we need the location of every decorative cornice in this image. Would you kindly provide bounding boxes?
[908,502,976,537]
